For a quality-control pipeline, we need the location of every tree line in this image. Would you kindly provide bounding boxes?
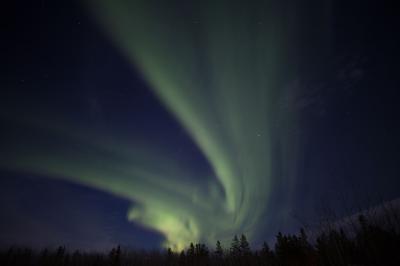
[1,214,400,266]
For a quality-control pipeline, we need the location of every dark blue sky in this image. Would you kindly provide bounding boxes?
[1,0,399,250]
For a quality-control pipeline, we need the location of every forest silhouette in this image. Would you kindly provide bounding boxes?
[1,209,400,266]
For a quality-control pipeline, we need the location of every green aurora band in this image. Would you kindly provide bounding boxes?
[0,0,332,250]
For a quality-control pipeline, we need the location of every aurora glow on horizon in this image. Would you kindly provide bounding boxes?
[0,0,332,250]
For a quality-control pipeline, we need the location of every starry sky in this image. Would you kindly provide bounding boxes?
[1,0,399,251]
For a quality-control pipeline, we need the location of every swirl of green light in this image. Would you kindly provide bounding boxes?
[0,0,332,250]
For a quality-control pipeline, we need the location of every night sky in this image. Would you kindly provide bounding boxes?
[1,0,399,251]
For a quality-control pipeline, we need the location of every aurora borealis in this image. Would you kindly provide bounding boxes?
[87,0,288,249]
[1,0,400,251]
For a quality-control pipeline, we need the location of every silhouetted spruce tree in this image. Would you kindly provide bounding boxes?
[178,250,186,266]
[240,234,251,255]
[56,245,66,257]
[39,248,50,266]
[187,243,195,265]
[166,247,176,266]
[299,228,317,266]
[71,249,83,266]
[109,245,121,266]
[55,245,66,266]
[215,240,224,258]
[188,243,195,257]
[238,234,251,265]
[230,235,241,257]
[260,241,275,265]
